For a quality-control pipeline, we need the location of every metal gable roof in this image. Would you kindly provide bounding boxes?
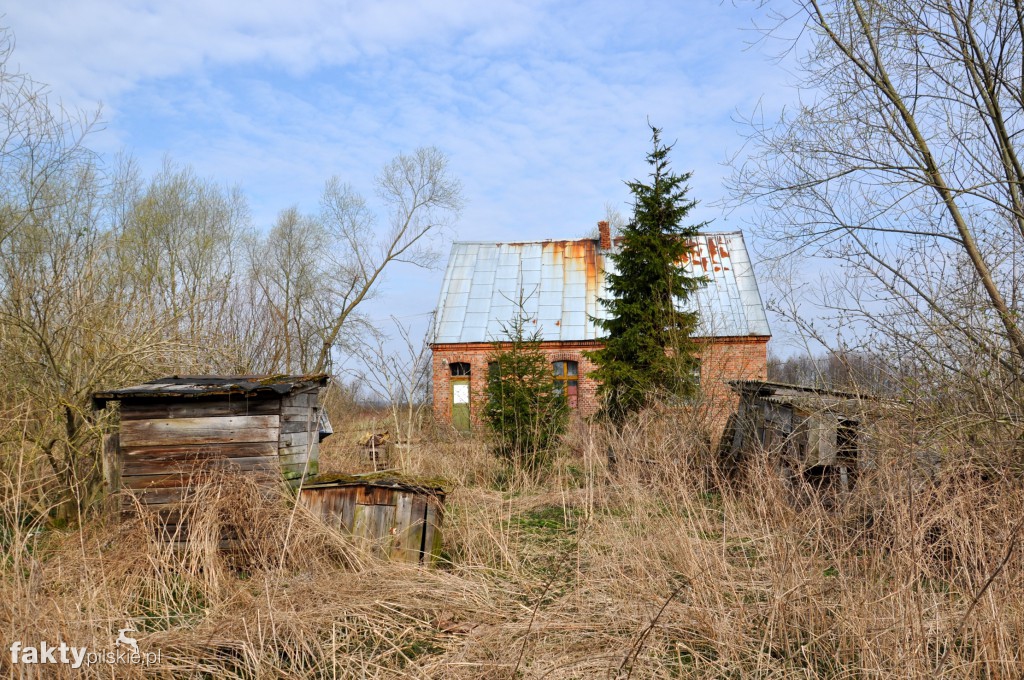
[431,231,770,344]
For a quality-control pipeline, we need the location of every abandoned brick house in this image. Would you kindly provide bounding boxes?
[429,221,771,435]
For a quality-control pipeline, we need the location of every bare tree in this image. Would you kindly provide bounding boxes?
[311,147,463,373]
[112,157,249,355]
[0,26,462,514]
[731,0,1024,405]
[0,27,260,515]
[247,207,329,372]
[0,30,99,249]
[247,147,462,375]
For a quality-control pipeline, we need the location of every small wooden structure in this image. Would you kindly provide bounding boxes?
[92,375,332,509]
[299,473,446,565]
[357,431,392,470]
[723,380,877,493]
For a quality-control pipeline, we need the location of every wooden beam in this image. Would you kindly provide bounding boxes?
[122,453,281,477]
[120,415,280,447]
[120,399,280,420]
[122,441,278,460]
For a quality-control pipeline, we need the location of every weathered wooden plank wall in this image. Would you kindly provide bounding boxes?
[102,433,120,513]
[121,415,280,447]
[119,398,282,508]
[116,388,327,507]
[119,399,280,420]
[278,390,320,481]
[299,484,445,565]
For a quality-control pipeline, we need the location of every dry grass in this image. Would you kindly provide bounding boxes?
[1,408,1023,678]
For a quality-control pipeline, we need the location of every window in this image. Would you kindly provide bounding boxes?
[449,362,471,377]
[552,360,579,408]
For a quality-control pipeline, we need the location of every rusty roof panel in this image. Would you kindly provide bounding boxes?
[432,232,769,344]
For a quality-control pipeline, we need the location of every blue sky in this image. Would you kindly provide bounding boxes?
[6,0,800,354]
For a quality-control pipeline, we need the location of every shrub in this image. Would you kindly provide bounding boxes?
[483,308,567,474]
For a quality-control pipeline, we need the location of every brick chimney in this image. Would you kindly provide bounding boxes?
[598,220,611,250]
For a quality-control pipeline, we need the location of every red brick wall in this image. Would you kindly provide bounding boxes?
[431,341,603,425]
[431,337,768,439]
[692,337,769,441]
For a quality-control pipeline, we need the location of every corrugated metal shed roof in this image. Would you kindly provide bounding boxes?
[431,231,770,344]
[728,380,902,419]
[92,374,329,408]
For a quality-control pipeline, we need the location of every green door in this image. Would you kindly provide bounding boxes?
[451,378,471,432]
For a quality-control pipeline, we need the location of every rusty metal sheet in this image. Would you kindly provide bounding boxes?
[432,231,770,344]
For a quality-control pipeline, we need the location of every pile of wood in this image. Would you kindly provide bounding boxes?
[357,430,392,470]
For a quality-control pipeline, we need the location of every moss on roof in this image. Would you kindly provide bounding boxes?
[300,470,449,493]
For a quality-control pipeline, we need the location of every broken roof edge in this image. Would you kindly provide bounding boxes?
[729,379,914,411]
[728,379,876,401]
[727,380,914,421]
[92,373,330,409]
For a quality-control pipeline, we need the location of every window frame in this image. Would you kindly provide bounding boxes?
[449,361,471,377]
[552,360,580,408]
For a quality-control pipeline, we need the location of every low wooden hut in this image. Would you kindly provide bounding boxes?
[723,380,881,493]
[299,473,446,566]
[92,375,332,509]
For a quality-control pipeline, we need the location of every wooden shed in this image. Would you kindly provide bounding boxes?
[723,380,877,494]
[92,374,332,509]
[299,473,446,566]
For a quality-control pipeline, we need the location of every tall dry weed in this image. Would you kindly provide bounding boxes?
[1,410,1022,677]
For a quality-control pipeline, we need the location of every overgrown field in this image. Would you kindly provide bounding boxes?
[2,412,1023,678]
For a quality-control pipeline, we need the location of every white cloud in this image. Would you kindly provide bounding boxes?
[4,0,798,346]
[6,0,546,104]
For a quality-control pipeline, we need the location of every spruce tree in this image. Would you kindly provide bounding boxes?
[589,126,706,423]
[484,304,568,473]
